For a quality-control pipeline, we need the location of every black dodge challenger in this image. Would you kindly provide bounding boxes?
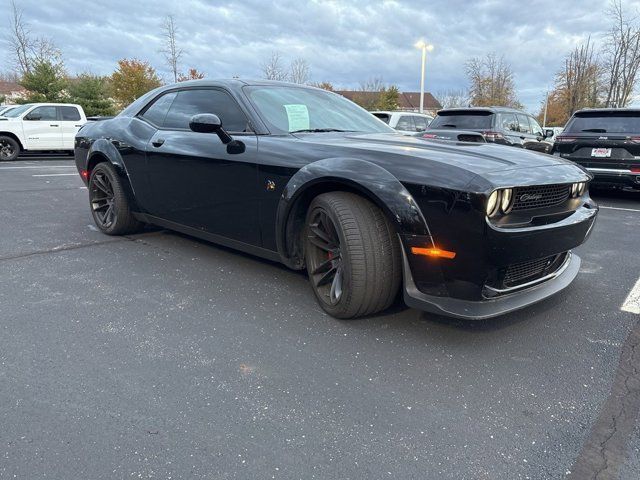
[74,79,598,320]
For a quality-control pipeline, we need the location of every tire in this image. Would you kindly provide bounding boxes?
[88,162,143,235]
[304,192,402,319]
[0,136,20,161]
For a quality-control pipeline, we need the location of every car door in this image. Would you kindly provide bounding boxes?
[412,115,429,133]
[22,106,63,150]
[58,106,84,149]
[144,88,261,246]
[394,115,416,134]
[526,115,551,153]
[516,114,539,150]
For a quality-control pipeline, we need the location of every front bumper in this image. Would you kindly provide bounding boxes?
[403,249,581,320]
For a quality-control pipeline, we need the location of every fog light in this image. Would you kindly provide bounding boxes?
[500,188,513,213]
[486,190,501,217]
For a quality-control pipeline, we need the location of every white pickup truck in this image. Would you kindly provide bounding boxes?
[0,103,87,161]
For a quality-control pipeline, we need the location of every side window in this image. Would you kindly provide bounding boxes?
[163,89,250,132]
[500,113,518,131]
[141,92,178,127]
[413,116,428,131]
[528,116,543,136]
[59,106,81,121]
[26,106,57,121]
[516,114,533,134]
[395,115,415,131]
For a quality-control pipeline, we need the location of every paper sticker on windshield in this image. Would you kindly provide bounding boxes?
[284,104,310,132]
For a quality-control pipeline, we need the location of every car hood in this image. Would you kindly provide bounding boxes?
[291,132,588,191]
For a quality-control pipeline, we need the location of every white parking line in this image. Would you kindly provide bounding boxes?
[622,278,640,314]
[32,173,78,177]
[599,206,640,213]
[0,165,76,170]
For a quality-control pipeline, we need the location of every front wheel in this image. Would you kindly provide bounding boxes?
[89,162,143,235]
[304,192,402,319]
[0,136,20,161]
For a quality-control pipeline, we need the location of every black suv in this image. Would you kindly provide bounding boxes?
[551,108,640,190]
[429,107,554,153]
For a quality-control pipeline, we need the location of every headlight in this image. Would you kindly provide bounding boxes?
[486,190,501,217]
[571,183,578,197]
[577,182,586,196]
[500,188,513,214]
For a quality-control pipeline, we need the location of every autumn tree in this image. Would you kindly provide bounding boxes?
[177,68,205,82]
[110,59,162,108]
[19,59,67,103]
[602,0,640,107]
[466,53,521,108]
[557,38,603,117]
[160,15,183,83]
[312,81,334,91]
[68,74,116,117]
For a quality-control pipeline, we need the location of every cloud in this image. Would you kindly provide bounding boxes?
[1,0,637,112]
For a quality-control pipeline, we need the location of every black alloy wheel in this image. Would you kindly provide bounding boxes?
[90,170,117,229]
[304,192,402,319]
[0,136,20,161]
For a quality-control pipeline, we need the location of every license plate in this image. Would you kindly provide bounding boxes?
[591,148,611,158]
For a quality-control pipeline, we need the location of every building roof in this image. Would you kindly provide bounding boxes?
[0,81,27,95]
[336,90,442,110]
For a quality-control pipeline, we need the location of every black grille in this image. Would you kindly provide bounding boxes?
[511,184,571,211]
[502,253,566,288]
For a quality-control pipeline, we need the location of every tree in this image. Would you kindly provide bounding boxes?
[352,77,386,110]
[160,15,183,83]
[110,59,162,108]
[177,68,205,82]
[377,85,400,110]
[557,38,603,117]
[466,53,521,108]
[261,52,288,81]
[68,74,116,117]
[312,81,334,91]
[289,58,310,84]
[602,0,640,107]
[436,89,468,108]
[536,90,571,127]
[19,59,67,103]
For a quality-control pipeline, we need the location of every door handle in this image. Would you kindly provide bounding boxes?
[152,139,165,147]
[50,124,59,127]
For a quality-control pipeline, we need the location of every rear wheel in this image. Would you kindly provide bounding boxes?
[89,162,143,235]
[304,192,402,319]
[0,136,20,161]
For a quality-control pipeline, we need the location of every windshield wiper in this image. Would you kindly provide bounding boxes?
[581,128,607,133]
[290,128,355,133]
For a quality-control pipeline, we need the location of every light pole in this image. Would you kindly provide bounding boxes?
[415,40,434,113]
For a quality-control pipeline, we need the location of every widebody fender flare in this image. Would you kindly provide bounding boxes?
[276,157,432,267]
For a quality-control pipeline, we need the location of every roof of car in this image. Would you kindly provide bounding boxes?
[573,107,640,115]
[371,111,433,117]
[163,78,322,90]
[437,106,527,115]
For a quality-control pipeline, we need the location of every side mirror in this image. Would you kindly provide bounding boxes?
[545,129,554,139]
[189,113,233,144]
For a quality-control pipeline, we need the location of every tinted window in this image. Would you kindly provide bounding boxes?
[60,106,81,121]
[163,89,249,132]
[3,104,32,118]
[141,92,177,127]
[430,111,493,129]
[413,116,429,131]
[500,113,518,131]
[395,115,415,131]
[564,112,640,133]
[27,106,57,121]
[372,113,391,124]
[516,114,532,134]
[528,116,543,136]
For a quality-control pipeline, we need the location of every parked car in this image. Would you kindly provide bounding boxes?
[551,108,640,190]
[75,79,597,320]
[371,111,433,134]
[429,107,554,153]
[0,103,87,161]
[415,129,486,143]
[0,105,18,117]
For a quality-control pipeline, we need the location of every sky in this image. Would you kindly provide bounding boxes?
[2,0,640,113]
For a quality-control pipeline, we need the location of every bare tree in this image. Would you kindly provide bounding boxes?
[602,0,640,107]
[160,15,183,83]
[557,37,603,117]
[435,89,468,108]
[261,52,288,81]
[8,0,32,75]
[466,53,521,108]
[289,57,310,84]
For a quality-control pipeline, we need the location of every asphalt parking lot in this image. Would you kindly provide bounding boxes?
[1,156,639,480]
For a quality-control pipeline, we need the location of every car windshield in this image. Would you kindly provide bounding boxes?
[245,85,395,134]
[429,111,493,130]
[3,104,33,118]
[564,112,640,134]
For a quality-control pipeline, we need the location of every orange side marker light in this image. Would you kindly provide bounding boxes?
[411,247,456,259]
